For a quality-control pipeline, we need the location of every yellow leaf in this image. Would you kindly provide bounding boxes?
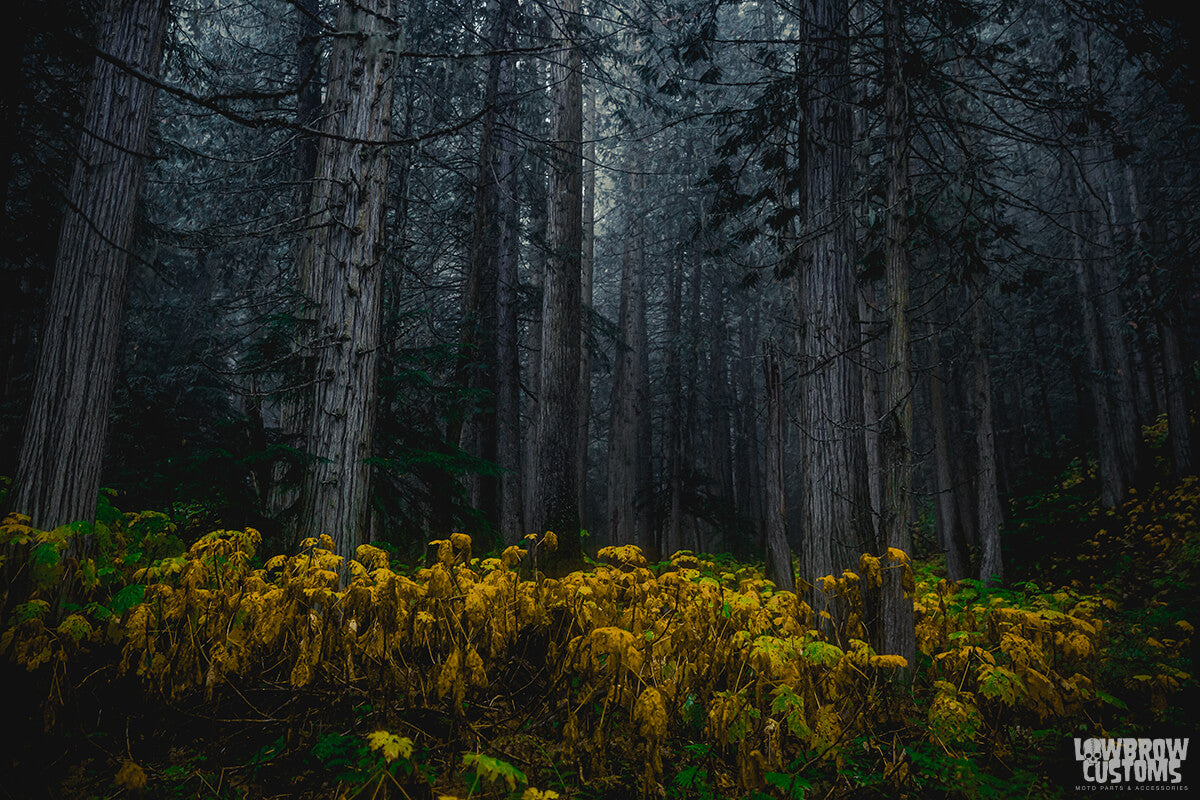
[367,731,413,763]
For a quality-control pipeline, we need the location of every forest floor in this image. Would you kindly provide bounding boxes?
[0,457,1197,800]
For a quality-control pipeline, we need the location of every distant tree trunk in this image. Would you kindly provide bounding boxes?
[763,340,795,591]
[664,229,686,557]
[707,273,735,530]
[607,144,648,547]
[880,0,915,664]
[734,301,765,549]
[860,289,884,535]
[297,0,396,556]
[683,228,705,551]
[534,0,584,567]
[1065,17,1141,507]
[635,282,654,554]
[491,0,524,543]
[797,0,874,607]
[270,0,326,533]
[459,0,521,544]
[970,275,1004,585]
[12,0,168,530]
[523,155,547,531]
[1066,156,1134,508]
[931,359,970,581]
[1125,162,1192,475]
[577,83,597,527]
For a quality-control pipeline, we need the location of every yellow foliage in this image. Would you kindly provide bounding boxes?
[634,686,668,741]
[114,760,147,791]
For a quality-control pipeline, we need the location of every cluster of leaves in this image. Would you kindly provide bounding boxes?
[6,506,1183,800]
[0,497,184,680]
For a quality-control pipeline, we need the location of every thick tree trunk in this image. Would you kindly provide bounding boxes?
[533,0,584,567]
[297,0,396,556]
[12,0,168,530]
[880,0,915,665]
[798,0,874,609]
[763,340,795,591]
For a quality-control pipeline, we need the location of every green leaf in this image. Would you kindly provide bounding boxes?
[766,771,811,799]
[462,752,526,791]
[111,584,146,615]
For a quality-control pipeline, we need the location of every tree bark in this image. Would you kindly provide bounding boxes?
[533,0,584,567]
[297,0,396,556]
[797,0,874,609]
[881,0,915,665]
[12,0,169,530]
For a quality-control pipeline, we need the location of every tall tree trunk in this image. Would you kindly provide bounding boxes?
[459,0,521,544]
[763,340,795,591]
[798,0,874,609]
[607,144,647,547]
[707,272,735,532]
[971,275,1004,585]
[12,0,169,530]
[664,223,686,557]
[1066,158,1132,508]
[880,0,915,665]
[683,225,705,552]
[734,301,765,550]
[1066,17,1141,506]
[931,359,970,580]
[577,82,597,527]
[297,0,396,556]
[534,0,584,567]
[270,0,326,534]
[491,0,524,543]
[1125,162,1193,475]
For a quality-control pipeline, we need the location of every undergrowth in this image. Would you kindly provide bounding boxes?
[0,471,1196,798]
